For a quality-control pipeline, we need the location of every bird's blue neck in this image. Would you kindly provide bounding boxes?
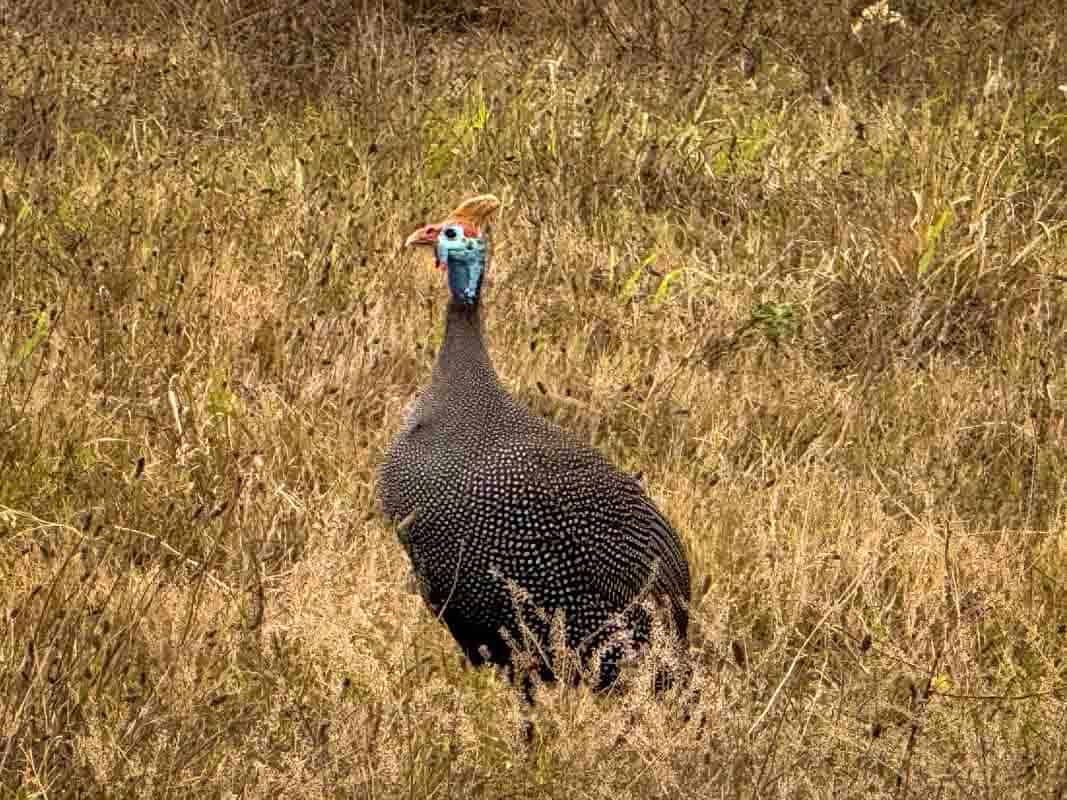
[430,235,496,396]
[441,237,487,306]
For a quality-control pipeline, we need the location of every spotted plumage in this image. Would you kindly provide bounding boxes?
[380,195,690,691]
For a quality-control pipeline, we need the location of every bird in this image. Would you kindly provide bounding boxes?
[379,194,691,699]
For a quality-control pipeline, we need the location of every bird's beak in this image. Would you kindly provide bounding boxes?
[404,223,447,270]
[404,224,440,248]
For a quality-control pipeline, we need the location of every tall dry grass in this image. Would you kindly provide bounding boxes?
[2,0,1066,797]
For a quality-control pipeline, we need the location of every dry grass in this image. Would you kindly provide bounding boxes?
[2,0,1066,797]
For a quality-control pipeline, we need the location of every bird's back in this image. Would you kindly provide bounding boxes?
[380,363,690,686]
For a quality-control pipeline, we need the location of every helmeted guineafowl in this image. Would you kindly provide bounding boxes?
[379,194,690,694]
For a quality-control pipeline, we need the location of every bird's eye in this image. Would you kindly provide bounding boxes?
[444,228,458,240]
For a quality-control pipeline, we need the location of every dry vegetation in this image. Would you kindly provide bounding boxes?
[2,0,1067,796]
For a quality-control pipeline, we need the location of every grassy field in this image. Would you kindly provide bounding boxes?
[2,0,1066,796]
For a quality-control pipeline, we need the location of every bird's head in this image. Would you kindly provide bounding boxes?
[404,194,500,305]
